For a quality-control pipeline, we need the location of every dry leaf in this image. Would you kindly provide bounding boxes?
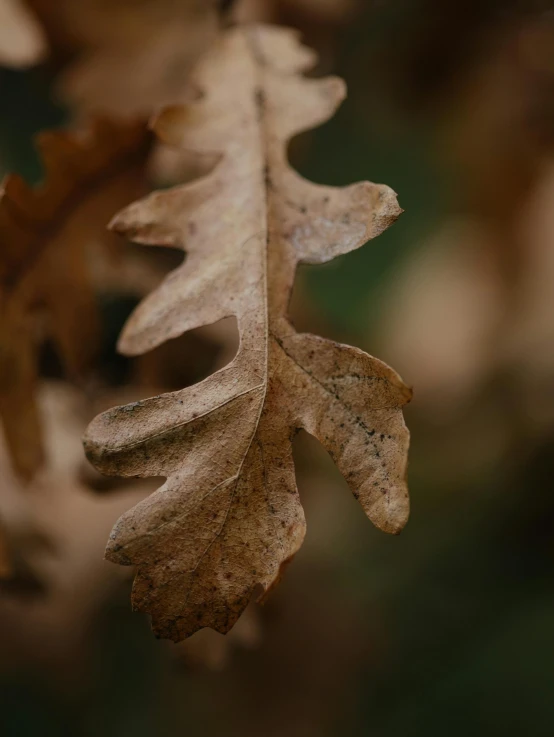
[84,25,410,642]
[0,382,151,672]
[50,0,221,117]
[0,0,46,68]
[0,119,151,479]
[28,1,221,188]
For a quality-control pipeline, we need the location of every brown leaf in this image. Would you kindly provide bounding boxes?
[0,382,151,671]
[0,0,46,68]
[84,25,411,642]
[51,0,221,117]
[0,119,151,479]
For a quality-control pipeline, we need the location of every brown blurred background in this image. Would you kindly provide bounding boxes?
[1,1,554,735]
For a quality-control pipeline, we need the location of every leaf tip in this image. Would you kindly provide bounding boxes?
[379,494,410,536]
[116,330,140,358]
[368,184,404,239]
[104,534,132,566]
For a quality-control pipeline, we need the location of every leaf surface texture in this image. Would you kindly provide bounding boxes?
[85,25,411,641]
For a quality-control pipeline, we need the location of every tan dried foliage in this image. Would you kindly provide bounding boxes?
[0,119,151,479]
[84,25,411,642]
[0,0,46,68]
[47,0,221,117]
[0,382,152,670]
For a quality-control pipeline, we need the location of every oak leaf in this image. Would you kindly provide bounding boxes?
[0,382,152,661]
[84,25,411,642]
[0,119,151,479]
[48,0,220,117]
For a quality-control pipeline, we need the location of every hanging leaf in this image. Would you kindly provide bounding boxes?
[84,25,411,642]
[0,118,151,479]
[49,0,221,117]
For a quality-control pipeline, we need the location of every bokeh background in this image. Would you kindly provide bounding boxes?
[1,1,554,735]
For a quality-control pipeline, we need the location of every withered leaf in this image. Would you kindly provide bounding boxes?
[0,382,151,653]
[0,0,46,68]
[84,25,411,642]
[52,0,220,117]
[0,119,151,479]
